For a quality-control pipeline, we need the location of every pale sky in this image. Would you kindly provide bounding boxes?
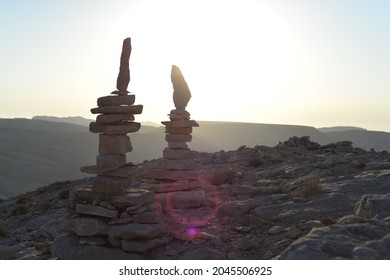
[1,0,389,131]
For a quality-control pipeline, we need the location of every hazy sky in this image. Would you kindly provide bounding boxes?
[1,0,389,131]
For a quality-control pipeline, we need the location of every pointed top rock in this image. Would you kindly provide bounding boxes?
[171,65,191,110]
[116,38,132,93]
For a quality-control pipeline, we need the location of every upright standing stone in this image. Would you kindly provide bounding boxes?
[171,65,191,110]
[116,38,131,93]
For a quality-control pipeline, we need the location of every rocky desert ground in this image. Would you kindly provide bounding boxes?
[0,136,389,260]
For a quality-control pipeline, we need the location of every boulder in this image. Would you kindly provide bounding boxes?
[96,154,126,171]
[155,159,201,170]
[158,189,205,209]
[96,114,135,124]
[51,233,142,260]
[163,148,191,160]
[75,203,118,219]
[355,193,390,219]
[97,95,135,106]
[276,219,390,259]
[165,134,192,142]
[91,105,143,114]
[161,120,199,127]
[92,176,129,194]
[98,135,132,155]
[89,122,141,134]
[121,238,166,253]
[165,126,192,135]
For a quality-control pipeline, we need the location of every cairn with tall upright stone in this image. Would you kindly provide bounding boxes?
[53,38,166,259]
[81,37,142,193]
[141,65,213,230]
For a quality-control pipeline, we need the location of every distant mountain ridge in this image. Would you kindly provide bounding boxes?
[32,115,162,128]
[1,117,390,198]
[32,116,93,127]
[317,126,367,133]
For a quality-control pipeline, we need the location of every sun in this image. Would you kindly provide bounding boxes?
[117,0,308,124]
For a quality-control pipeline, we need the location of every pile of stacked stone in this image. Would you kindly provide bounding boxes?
[62,38,165,255]
[141,65,212,229]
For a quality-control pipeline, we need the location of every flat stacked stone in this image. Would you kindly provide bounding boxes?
[53,38,166,259]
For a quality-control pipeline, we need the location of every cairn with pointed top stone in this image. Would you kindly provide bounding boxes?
[53,39,166,259]
[141,65,212,227]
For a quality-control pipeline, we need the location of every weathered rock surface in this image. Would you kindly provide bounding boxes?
[1,137,390,259]
[90,105,143,114]
[51,233,142,260]
[96,114,135,125]
[95,154,126,171]
[89,122,141,135]
[98,135,132,155]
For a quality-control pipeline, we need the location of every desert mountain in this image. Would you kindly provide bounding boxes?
[32,116,94,127]
[1,117,390,198]
[317,126,367,133]
[323,130,390,152]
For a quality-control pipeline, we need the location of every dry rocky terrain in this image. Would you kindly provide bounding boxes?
[0,136,389,260]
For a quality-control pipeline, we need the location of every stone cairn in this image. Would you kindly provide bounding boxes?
[141,65,213,234]
[64,38,165,255]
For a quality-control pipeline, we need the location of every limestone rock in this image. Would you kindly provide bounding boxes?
[79,237,107,246]
[92,176,130,194]
[156,159,201,170]
[133,212,161,224]
[269,226,284,234]
[51,233,142,260]
[142,169,212,181]
[171,65,191,110]
[72,187,154,206]
[161,120,199,127]
[91,105,143,114]
[80,164,138,177]
[97,95,135,106]
[355,193,390,219]
[169,110,190,121]
[121,238,166,253]
[96,113,134,124]
[163,148,190,160]
[165,134,192,142]
[65,217,163,239]
[109,189,155,207]
[116,37,131,92]
[89,122,141,134]
[167,142,188,149]
[165,126,192,135]
[107,223,164,239]
[96,154,126,171]
[158,189,205,209]
[64,217,108,236]
[366,162,390,170]
[155,159,201,170]
[182,247,226,260]
[276,220,390,259]
[0,245,19,260]
[140,181,207,193]
[99,135,132,155]
[75,203,118,219]
[286,226,302,239]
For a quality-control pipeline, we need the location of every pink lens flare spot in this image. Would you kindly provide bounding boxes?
[187,226,197,237]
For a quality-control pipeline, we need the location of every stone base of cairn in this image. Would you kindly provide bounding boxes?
[140,109,213,231]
